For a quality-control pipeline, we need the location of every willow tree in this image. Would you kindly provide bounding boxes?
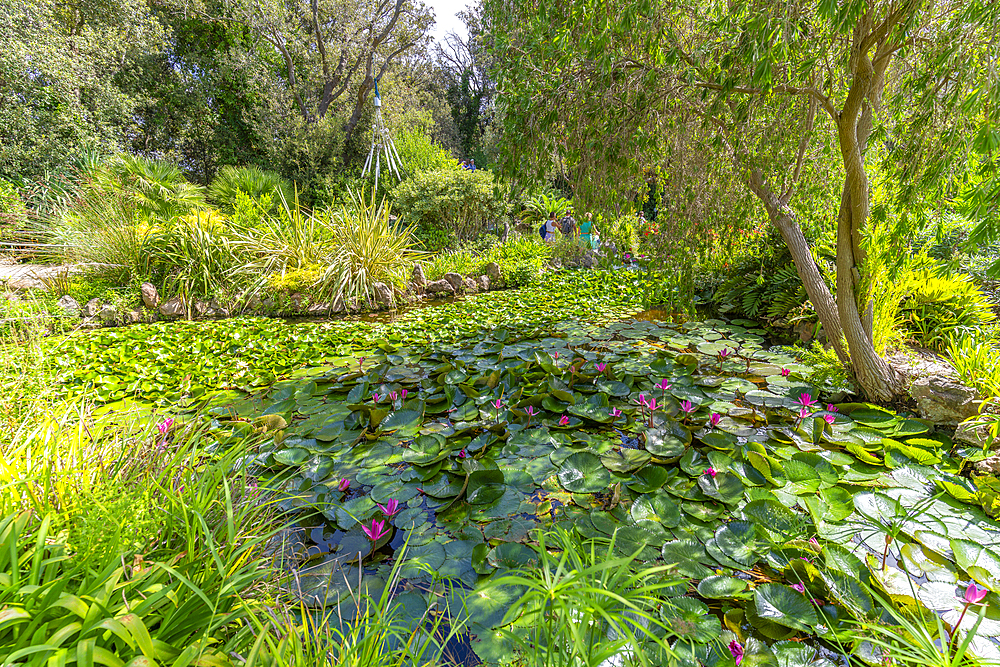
[486,0,998,401]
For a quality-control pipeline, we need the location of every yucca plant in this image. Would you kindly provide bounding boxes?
[209,165,293,214]
[317,189,424,311]
[156,209,240,308]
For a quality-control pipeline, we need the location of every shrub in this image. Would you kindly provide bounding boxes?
[520,191,572,220]
[485,234,550,287]
[319,191,425,308]
[423,250,483,281]
[394,168,509,250]
[947,332,1000,398]
[209,165,292,214]
[96,155,206,221]
[602,215,640,255]
[393,128,458,174]
[156,209,240,304]
[897,270,996,350]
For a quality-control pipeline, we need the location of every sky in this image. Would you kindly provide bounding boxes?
[427,0,471,43]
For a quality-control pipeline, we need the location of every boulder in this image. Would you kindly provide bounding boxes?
[125,309,142,324]
[478,275,490,292]
[485,262,502,287]
[910,375,981,424]
[330,295,345,313]
[140,282,159,310]
[82,298,101,317]
[307,302,329,314]
[955,421,994,450]
[464,278,479,294]
[443,272,464,292]
[411,264,426,288]
[290,292,305,310]
[98,303,117,323]
[207,299,229,317]
[581,250,597,270]
[56,295,80,317]
[194,301,210,316]
[426,279,455,297]
[373,282,395,309]
[159,295,186,317]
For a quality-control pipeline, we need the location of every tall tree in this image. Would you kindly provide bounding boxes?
[435,3,495,158]
[219,0,434,159]
[487,0,999,401]
[0,0,166,178]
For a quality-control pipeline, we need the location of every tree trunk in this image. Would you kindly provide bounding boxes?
[747,171,849,365]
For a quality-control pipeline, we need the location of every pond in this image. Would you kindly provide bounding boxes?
[153,312,1000,665]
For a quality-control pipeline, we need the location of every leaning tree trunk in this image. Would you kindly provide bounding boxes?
[747,172,849,366]
[833,35,906,402]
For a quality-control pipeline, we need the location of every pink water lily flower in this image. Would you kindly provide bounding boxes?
[792,582,805,593]
[780,368,790,377]
[389,391,398,401]
[458,449,467,458]
[559,415,570,426]
[809,537,820,547]
[610,407,622,418]
[595,362,607,372]
[492,399,503,409]
[798,407,812,420]
[827,403,838,412]
[824,414,836,424]
[729,640,744,666]
[710,413,721,428]
[680,400,695,414]
[718,348,730,359]
[637,394,649,408]
[372,393,381,403]
[358,356,366,369]
[646,397,658,411]
[377,499,400,517]
[656,379,672,391]
[156,418,174,435]
[525,406,537,416]
[553,352,560,360]
[401,389,408,400]
[338,478,350,492]
[705,468,716,478]
[796,393,818,408]
[965,582,988,604]
[362,519,390,542]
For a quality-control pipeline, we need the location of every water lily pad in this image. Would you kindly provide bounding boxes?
[698,472,744,505]
[556,452,611,493]
[715,521,763,565]
[630,492,681,529]
[753,583,819,632]
[697,575,748,599]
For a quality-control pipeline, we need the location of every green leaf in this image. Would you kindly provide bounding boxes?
[753,583,819,632]
[696,575,748,599]
[556,452,611,493]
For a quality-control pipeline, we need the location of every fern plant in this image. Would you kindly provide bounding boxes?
[209,165,293,214]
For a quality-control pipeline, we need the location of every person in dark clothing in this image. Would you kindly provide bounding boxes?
[559,209,577,239]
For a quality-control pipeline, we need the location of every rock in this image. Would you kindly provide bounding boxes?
[412,264,426,288]
[464,278,479,294]
[194,301,210,316]
[140,282,159,310]
[794,321,816,343]
[910,375,981,424]
[159,295,186,317]
[290,292,304,310]
[56,295,80,317]
[956,421,994,450]
[478,275,490,292]
[485,262,502,286]
[307,302,329,314]
[373,282,395,309]
[330,295,345,313]
[426,279,455,296]
[82,298,101,317]
[98,303,117,323]
[206,299,228,317]
[443,272,464,292]
[581,250,597,270]
[126,309,142,324]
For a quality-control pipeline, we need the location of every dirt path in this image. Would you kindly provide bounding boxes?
[0,263,75,290]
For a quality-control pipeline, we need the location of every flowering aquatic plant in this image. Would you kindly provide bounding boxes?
[362,519,390,542]
[156,418,174,435]
[824,414,836,424]
[559,415,570,426]
[705,468,717,478]
[377,499,400,517]
[781,368,790,377]
[372,393,381,403]
[338,478,350,492]
[680,400,695,414]
[729,640,744,666]
[710,413,721,427]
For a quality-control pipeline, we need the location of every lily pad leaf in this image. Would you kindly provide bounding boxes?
[754,583,819,632]
[698,472,744,505]
[630,492,681,529]
[696,575,748,599]
[557,452,611,493]
[715,521,763,566]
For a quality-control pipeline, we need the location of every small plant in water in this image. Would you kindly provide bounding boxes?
[338,478,350,492]
[362,519,390,542]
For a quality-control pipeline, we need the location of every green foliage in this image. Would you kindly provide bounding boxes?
[158,209,240,304]
[392,128,458,174]
[947,333,1000,399]
[482,528,684,667]
[486,234,549,287]
[394,168,509,249]
[601,216,639,256]
[0,178,26,226]
[423,249,483,281]
[209,165,293,214]
[897,271,996,351]
[520,192,572,220]
[95,155,206,221]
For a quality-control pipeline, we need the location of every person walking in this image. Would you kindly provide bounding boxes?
[579,212,599,249]
[468,159,476,171]
[544,212,559,242]
[559,208,577,240]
